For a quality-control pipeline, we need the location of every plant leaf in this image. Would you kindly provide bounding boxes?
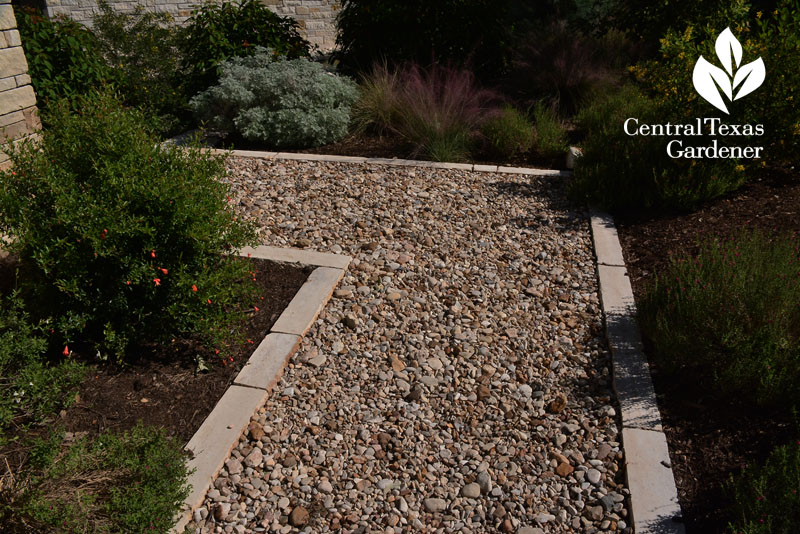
[715,27,742,76]
[693,56,732,114]
[733,57,766,101]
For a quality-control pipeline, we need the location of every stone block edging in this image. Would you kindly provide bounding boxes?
[162,135,572,177]
[589,210,685,534]
[172,245,351,533]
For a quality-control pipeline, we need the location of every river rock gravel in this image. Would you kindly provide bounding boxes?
[187,158,630,534]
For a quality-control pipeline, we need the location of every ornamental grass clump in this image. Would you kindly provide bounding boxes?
[191,47,357,148]
[0,90,259,360]
[639,231,800,406]
[354,62,499,162]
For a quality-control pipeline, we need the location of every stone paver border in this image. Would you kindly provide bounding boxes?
[172,246,351,533]
[590,210,686,534]
[162,139,683,532]
[163,136,574,176]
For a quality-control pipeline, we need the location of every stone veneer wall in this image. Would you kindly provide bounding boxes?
[44,0,340,50]
[0,0,40,169]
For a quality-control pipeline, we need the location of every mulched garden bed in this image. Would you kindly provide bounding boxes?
[0,257,311,473]
[614,167,800,533]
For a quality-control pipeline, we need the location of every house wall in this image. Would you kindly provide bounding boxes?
[44,0,340,50]
[0,0,40,169]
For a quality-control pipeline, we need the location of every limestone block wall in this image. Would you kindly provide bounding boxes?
[0,0,40,168]
[44,0,340,50]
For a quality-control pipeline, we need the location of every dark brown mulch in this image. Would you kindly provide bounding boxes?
[216,132,566,169]
[0,258,311,473]
[61,258,311,444]
[614,168,800,534]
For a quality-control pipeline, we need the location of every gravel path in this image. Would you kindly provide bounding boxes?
[188,159,630,534]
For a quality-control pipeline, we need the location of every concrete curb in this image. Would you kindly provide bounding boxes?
[172,246,350,533]
[589,210,685,534]
[162,137,572,177]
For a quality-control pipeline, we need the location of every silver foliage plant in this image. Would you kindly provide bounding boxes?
[191,47,358,148]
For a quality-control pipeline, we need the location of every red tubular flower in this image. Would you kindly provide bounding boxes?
[153,278,161,286]
[254,306,259,312]
[151,250,156,258]
[63,345,69,356]
[160,267,168,275]
[192,284,198,292]
[207,298,212,304]
[100,229,107,240]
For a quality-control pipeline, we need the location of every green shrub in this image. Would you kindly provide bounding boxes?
[571,85,744,210]
[726,440,800,534]
[639,231,800,406]
[0,90,259,360]
[629,0,800,167]
[334,0,518,80]
[480,105,534,160]
[180,0,310,97]
[0,294,86,438]
[532,103,568,160]
[191,47,357,148]
[14,7,115,110]
[8,423,190,533]
[91,1,188,135]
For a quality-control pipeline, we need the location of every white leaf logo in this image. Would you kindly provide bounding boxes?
[692,27,765,114]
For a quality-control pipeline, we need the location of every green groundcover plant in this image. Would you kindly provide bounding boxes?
[0,294,86,440]
[192,47,357,148]
[726,439,800,533]
[1,424,190,533]
[0,90,259,360]
[638,231,800,406]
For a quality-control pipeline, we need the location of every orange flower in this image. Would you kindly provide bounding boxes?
[254,306,259,312]
[153,278,161,286]
[151,250,156,258]
[192,284,198,292]
[207,298,212,304]
[159,267,168,275]
[63,345,69,356]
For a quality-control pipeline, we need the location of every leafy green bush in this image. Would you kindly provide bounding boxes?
[571,85,744,210]
[630,0,800,167]
[180,0,310,97]
[6,424,190,533]
[0,90,258,360]
[726,440,800,533]
[480,105,533,160]
[639,231,800,406]
[91,1,187,135]
[532,103,568,160]
[191,47,357,148]
[14,6,115,110]
[0,294,86,439]
[334,0,517,80]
